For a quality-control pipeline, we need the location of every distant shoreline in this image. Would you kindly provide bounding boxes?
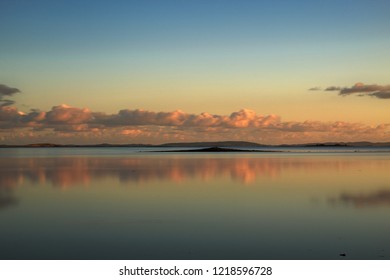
[148,147,283,153]
[1,140,390,148]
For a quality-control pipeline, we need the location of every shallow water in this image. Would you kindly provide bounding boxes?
[0,148,390,259]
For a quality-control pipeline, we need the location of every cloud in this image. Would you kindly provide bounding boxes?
[369,91,390,99]
[308,87,322,91]
[0,84,20,97]
[0,84,21,107]
[45,104,92,125]
[339,83,390,95]
[0,99,16,107]
[120,129,142,136]
[323,83,390,99]
[325,86,341,91]
[0,106,26,129]
[1,104,389,144]
[92,108,280,129]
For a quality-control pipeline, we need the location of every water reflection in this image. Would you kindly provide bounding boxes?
[1,153,390,259]
[0,156,385,188]
[331,189,390,208]
[0,187,18,209]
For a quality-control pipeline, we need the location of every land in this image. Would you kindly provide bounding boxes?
[1,141,390,148]
[151,147,282,153]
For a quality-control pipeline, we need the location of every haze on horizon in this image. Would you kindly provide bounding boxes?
[1,0,389,144]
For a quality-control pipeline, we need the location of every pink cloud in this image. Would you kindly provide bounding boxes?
[1,104,389,144]
[120,129,142,136]
[45,104,93,124]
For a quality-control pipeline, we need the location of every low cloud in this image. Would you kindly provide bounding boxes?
[323,83,390,99]
[0,84,21,107]
[45,104,93,125]
[91,108,280,129]
[1,104,389,144]
[0,105,281,131]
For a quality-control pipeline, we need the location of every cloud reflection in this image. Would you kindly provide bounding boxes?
[0,156,377,189]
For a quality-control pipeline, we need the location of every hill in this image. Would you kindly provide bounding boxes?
[159,141,265,147]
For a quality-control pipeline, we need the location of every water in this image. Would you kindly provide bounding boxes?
[1,148,390,259]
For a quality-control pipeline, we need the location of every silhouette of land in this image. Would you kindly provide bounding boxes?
[152,146,281,153]
[1,141,390,148]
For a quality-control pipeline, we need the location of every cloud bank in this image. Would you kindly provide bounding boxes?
[1,104,389,144]
[324,83,390,99]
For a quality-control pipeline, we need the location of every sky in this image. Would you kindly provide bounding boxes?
[1,0,389,144]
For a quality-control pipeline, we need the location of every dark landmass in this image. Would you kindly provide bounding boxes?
[27,143,63,147]
[1,141,390,148]
[160,141,265,147]
[290,141,390,147]
[151,147,281,153]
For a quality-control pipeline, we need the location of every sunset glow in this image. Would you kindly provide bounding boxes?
[1,0,389,144]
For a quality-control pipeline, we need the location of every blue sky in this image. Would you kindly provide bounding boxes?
[2,0,390,54]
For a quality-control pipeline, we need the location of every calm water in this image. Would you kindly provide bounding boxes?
[1,148,390,259]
